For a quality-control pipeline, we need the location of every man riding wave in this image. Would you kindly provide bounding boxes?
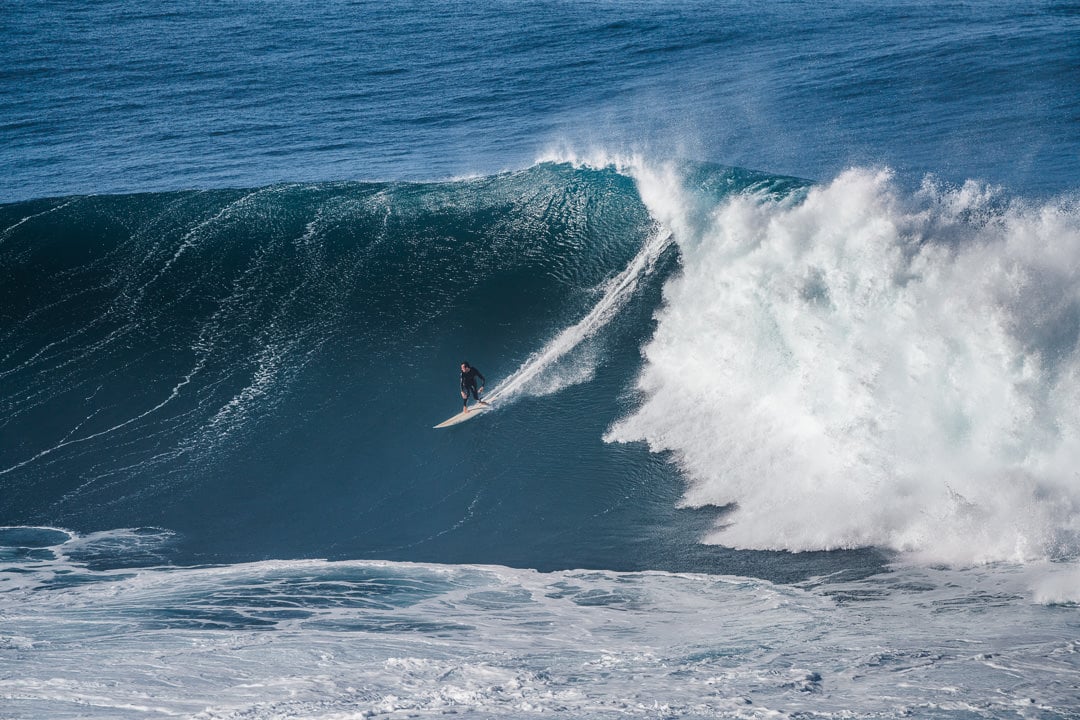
[459,361,488,413]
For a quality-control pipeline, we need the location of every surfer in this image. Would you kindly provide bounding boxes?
[460,361,487,413]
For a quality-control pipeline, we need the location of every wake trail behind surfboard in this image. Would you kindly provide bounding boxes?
[485,228,671,406]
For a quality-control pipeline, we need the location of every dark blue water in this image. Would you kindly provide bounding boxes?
[3,0,1078,203]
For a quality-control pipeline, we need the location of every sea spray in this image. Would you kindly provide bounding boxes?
[608,167,1080,564]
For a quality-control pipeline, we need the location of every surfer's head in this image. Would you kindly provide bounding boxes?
[461,361,470,371]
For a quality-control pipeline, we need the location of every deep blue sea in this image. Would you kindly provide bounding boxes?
[3,1,1080,717]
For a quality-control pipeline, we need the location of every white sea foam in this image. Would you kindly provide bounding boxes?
[0,549,1076,719]
[606,166,1080,564]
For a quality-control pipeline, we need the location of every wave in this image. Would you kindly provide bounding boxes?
[3,158,1080,570]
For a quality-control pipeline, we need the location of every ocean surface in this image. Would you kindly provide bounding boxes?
[3,1,1080,717]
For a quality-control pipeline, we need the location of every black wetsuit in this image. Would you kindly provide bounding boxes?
[460,366,485,402]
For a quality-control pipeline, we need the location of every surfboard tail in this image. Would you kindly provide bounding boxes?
[434,403,493,429]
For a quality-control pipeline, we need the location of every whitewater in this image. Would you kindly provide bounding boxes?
[2,526,1079,719]
[606,159,1080,565]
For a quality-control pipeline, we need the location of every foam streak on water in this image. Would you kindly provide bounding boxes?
[608,167,1080,564]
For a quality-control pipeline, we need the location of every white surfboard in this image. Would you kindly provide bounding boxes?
[433,402,492,429]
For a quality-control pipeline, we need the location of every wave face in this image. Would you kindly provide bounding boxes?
[608,165,1080,564]
[0,164,681,566]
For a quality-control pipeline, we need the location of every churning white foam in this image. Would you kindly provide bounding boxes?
[607,166,1080,564]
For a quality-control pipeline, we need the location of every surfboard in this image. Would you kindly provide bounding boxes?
[433,402,492,429]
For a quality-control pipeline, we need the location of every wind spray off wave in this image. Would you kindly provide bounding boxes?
[608,167,1080,564]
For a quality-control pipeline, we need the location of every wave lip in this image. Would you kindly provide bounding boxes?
[608,165,1080,565]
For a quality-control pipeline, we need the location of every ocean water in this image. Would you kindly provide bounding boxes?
[3,1,1080,717]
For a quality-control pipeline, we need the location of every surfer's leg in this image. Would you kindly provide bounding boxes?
[465,385,481,411]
